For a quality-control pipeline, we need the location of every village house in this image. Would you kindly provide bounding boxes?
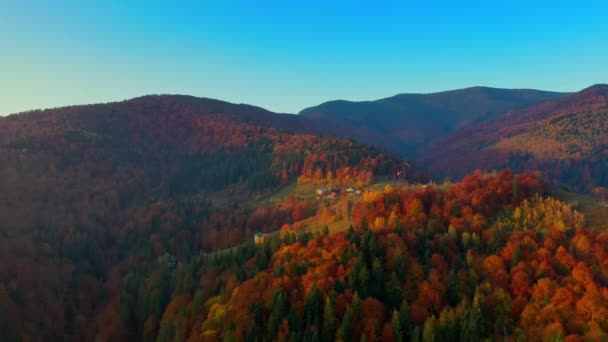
[254,231,266,244]
[315,187,329,196]
[316,186,342,200]
[328,187,341,199]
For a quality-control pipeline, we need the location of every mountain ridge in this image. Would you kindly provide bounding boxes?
[419,83,608,190]
[299,86,569,157]
[301,86,569,110]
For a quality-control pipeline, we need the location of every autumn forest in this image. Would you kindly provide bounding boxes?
[1,87,608,342]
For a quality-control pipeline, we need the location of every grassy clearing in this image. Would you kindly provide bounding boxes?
[327,218,351,234]
[551,188,608,230]
[209,178,434,256]
[303,218,351,235]
[262,182,297,203]
[261,182,318,204]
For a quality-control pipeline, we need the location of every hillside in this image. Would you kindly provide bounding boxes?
[420,85,608,191]
[106,171,608,341]
[300,87,567,157]
[0,95,425,340]
[3,89,608,341]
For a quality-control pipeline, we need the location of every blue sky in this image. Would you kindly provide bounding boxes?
[1,1,607,115]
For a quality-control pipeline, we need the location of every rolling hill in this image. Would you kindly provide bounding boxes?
[0,95,425,340]
[2,89,608,341]
[300,87,568,157]
[110,171,608,342]
[419,84,608,191]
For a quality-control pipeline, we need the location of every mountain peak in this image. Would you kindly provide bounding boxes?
[553,83,608,111]
[584,83,608,89]
[579,83,608,95]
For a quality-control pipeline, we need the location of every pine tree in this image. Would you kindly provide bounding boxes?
[268,289,288,340]
[395,218,404,235]
[437,307,457,341]
[322,298,336,342]
[422,315,437,342]
[357,266,370,298]
[393,247,406,280]
[410,326,422,342]
[371,258,385,298]
[191,290,204,314]
[347,225,356,243]
[399,299,412,341]
[386,272,402,309]
[446,271,459,306]
[352,293,362,319]
[362,230,377,264]
[459,298,480,342]
[288,307,301,335]
[341,306,353,342]
[305,286,322,327]
[392,310,403,342]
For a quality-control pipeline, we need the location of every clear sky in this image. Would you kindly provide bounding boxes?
[1,1,607,115]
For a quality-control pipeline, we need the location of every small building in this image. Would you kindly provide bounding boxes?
[346,186,357,195]
[254,232,266,244]
[567,200,579,207]
[327,187,341,200]
[316,187,329,196]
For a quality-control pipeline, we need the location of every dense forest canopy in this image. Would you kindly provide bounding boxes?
[0,96,424,341]
[1,90,608,341]
[99,171,608,341]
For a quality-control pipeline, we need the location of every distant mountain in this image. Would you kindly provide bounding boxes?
[300,87,568,157]
[419,84,608,190]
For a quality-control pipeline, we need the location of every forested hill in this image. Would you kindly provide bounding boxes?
[110,171,608,341]
[299,87,567,157]
[419,84,608,191]
[1,93,608,341]
[0,94,417,203]
[0,95,424,341]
